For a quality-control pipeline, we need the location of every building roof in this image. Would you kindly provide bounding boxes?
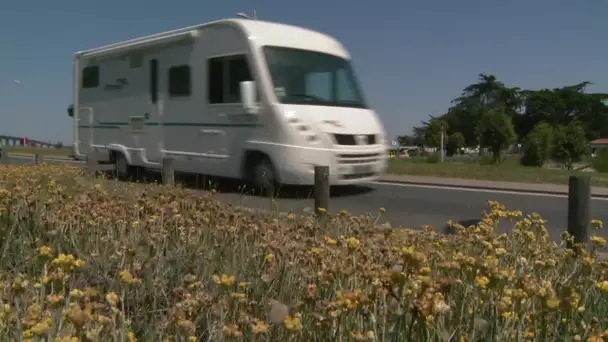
[591,138,608,145]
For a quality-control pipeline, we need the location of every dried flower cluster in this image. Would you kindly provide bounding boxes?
[0,163,607,341]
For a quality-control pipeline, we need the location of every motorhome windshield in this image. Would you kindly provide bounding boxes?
[263,46,367,108]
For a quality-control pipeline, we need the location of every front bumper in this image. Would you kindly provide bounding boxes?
[273,144,389,186]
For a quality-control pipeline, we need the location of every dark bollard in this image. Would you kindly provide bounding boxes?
[34,154,43,164]
[567,175,591,247]
[314,166,330,213]
[162,157,175,187]
[86,152,97,176]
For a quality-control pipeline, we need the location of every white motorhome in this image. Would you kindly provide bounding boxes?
[69,17,389,190]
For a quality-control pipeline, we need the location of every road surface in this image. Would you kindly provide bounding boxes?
[4,155,608,241]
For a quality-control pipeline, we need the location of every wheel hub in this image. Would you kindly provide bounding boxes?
[255,162,275,189]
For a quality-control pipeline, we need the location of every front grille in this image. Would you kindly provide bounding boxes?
[338,153,381,164]
[333,134,377,145]
[340,173,375,180]
[337,152,381,180]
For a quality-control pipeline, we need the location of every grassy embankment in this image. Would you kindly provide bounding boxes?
[387,154,608,187]
[1,146,72,158]
[0,163,607,340]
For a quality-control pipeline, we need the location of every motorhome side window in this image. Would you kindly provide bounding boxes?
[168,65,191,97]
[82,66,99,89]
[207,55,253,104]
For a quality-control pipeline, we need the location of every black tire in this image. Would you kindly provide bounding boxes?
[114,152,137,181]
[252,156,279,197]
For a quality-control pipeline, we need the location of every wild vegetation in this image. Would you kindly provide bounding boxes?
[1,163,608,341]
[397,74,608,170]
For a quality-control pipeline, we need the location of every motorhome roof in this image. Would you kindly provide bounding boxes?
[74,18,349,59]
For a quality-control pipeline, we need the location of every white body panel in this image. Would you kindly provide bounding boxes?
[71,18,389,185]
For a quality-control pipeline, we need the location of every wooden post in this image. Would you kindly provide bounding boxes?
[162,157,175,186]
[567,175,590,247]
[86,152,97,176]
[314,166,330,213]
[34,154,42,164]
[0,148,7,164]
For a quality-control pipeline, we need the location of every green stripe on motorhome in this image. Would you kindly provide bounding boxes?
[78,122,262,129]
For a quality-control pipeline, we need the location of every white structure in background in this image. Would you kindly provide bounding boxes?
[68,17,389,191]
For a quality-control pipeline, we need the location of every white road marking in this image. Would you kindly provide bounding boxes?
[371,181,608,201]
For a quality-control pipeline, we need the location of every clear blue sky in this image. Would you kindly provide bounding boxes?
[1,0,607,144]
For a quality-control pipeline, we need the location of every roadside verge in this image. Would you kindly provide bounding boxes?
[378,174,608,199]
[6,153,74,161]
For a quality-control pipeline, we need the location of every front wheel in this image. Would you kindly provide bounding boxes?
[252,157,279,197]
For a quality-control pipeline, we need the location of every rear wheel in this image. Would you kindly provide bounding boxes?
[114,152,138,181]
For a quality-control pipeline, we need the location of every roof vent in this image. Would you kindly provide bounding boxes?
[236,11,257,20]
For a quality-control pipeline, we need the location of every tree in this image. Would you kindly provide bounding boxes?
[409,73,608,162]
[475,107,517,163]
[423,117,448,148]
[455,73,508,106]
[446,132,465,156]
[428,73,523,148]
[520,122,553,167]
[396,134,424,147]
[551,120,588,170]
[518,83,608,140]
[412,126,427,147]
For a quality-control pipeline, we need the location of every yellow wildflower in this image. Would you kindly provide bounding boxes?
[250,319,271,334]
[265,253,274,262]
[46,294,65,308]
[546,298,561,310]
[475,276,489,289]
[38,246,53,257]
[284,315,302,332]
[596,281,608,293]
[106,292,119,307]
[119,270,141,286]
[222,324,243,337]
[212,274,236,287]
[346,237,360,249]
[591,236,606,248]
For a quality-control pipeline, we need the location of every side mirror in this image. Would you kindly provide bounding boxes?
[67,105,74,117]
[240,81,259,114]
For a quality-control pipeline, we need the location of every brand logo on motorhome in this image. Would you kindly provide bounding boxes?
[323,120,343,128]
[104,78,128,91]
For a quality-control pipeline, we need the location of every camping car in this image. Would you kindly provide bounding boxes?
[68,17,389,191]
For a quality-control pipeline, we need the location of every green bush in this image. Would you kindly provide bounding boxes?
[425,152,440,164]
[591,149,608,173]
[520,122,553,167]
[446,132,465,157]
[551,121,588,170]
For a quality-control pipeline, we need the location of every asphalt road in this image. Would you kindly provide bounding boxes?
[4,155,608,241]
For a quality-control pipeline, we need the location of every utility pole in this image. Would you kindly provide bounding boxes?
[440,122,444,163]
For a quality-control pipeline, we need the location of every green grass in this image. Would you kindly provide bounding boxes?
[1,146,72,157]
[387,155,608,187]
